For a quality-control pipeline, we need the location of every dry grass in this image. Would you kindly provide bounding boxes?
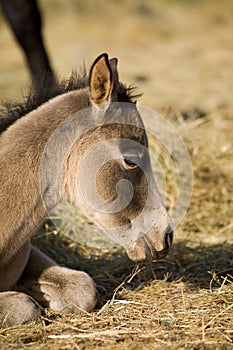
[0,0,233,349]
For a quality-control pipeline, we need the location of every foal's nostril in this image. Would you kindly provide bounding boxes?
[165,227,173,249]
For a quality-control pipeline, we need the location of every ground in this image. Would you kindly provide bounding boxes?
[0,0,232,349]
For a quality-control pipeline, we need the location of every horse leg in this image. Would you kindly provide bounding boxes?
[0,240,42,327]
[0,291,42,327]
[0,244,98,327]
[15,245,98,314]
[1,0,56,90]
[0,239,31,291]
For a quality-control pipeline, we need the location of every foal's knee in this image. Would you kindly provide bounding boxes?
[0,292,41,327]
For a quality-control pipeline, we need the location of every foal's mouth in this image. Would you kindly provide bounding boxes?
[125,229,173,263]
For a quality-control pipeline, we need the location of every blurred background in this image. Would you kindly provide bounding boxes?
[0,0,233,111]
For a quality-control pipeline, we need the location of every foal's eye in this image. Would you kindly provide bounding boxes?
[123,157,138,169]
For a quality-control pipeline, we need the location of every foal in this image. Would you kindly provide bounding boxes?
[0,53,173,327]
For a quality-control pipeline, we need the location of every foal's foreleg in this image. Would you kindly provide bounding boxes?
[0,245,98,327]
[16,246,98,314]
[0,241,41,327]
[0,239,31,291]
[0,291,42,327]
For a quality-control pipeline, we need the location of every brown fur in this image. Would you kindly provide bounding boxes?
[0,53,173,327]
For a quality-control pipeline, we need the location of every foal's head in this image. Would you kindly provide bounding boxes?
[62,54,173,262]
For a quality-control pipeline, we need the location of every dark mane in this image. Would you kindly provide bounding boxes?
[0,69,140,134]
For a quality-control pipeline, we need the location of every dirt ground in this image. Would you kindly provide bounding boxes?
[0,0,232,349]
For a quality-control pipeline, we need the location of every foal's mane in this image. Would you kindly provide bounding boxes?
[0,69,140,134]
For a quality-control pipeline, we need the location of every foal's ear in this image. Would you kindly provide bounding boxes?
[109,58,120,101]
[109,58,119,83]
[89,53,113,106]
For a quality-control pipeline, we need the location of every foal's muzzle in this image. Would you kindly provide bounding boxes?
[126,224,174,263]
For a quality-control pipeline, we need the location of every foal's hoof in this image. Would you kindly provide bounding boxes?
[0,292,41,327]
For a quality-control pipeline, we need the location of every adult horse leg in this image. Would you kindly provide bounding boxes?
[1,0,56,91]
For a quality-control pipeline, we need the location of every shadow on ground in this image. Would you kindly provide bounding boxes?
[32,229,233,307]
